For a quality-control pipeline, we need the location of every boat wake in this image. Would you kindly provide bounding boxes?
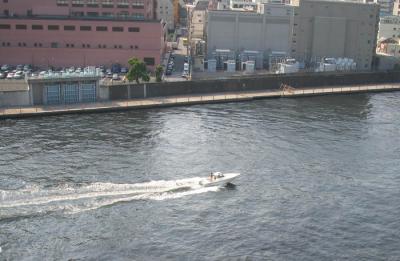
[0,177,219,219]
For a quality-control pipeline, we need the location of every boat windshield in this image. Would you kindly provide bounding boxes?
[212,172,224,178]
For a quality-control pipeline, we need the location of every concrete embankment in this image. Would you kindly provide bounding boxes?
[1,83,399,119]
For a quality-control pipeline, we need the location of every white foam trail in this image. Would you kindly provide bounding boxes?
[0,177,220,217]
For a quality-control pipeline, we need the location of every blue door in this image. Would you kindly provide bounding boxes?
[46,85,61,105]
[80,83,96,103]
[64,83,79,104]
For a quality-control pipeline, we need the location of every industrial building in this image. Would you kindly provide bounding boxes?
[206,0,380,71]
[0,0,166,69]
[291,0,379,70]
[207,4,293,56]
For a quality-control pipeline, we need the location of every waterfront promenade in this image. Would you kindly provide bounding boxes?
[0,83,399,119]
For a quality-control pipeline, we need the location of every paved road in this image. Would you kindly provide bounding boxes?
[164,37,189,82]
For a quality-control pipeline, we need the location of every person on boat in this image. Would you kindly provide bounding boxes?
[210,172,214,181]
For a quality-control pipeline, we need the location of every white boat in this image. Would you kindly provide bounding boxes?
[199,172,240,187]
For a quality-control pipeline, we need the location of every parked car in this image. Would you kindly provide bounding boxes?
[165,69,172,76]
[111,63,121,74]
[106,72,113,78]
[181,71,189,78]
[23,64,32,71]
[0,72,6,79]
[1,64,10,71]
[13,71,24,79]
[112,74,120,80]
[6,73,14,79]
[120,67,128,74]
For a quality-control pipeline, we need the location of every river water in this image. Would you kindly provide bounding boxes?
[0,92,399,260]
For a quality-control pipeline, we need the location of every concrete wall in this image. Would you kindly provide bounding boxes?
[0,91,30,107]
[292,0,380,70]
[107,71,400,100]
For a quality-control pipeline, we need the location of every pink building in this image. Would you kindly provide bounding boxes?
[0,0,166,69]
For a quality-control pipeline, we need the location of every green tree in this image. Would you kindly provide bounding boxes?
[155,65,163,82]
[126,57,150,84]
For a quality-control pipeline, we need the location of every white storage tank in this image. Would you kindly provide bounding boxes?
[277,58,299,74]
[225,60,236,72]
[208,59,217,72]
[245,61,255,73]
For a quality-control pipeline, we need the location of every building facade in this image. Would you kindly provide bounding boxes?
[378,15,400,39]
[156,0,174,31]
[191,0,208,39]
[291,0,380,70]
[376,0,394,16]
[207,4,294,55]
[0,0,165,69]
[393,0,400,15]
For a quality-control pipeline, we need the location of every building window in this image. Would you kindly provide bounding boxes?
[80,26,91,31]
[51,42,58,48]
[132,13,145,20]
[96,26,108,31]
[32,25,43,30]
[128,27,140,32]
[102,12,113,17]
[71,44,74,48]
[16,24,27,30]
[103,44,106,48]
[117,0,130,8]
[0,24,11,29]
[87,12,99,17]
[87,44,91,48]
[3,10,9,16]
[56,0,68,6]
[119,45,122,48]
[39,43,42,47]
[87,0,98,7]
[144,57,155,66]
[132,0,144,9]
[64,25,76,31]
[98,44,102,48]
[4,0,9,3]
[71,11,84,17]
[23,43,26,47]
[102,0,114,8]
[117,11,129,18]
[48,25,59,30]
[112,26,124,32]
[82,44,86,48]
[18,42,21,47]
[34,43,37,47]
[72,0,84,7]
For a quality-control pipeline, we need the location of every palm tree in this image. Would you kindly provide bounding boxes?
[155,65,163,82]
[126,57,150,84]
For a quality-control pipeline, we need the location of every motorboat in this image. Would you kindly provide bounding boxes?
[199,172,240,187]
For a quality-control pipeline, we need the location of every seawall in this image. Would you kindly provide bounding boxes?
[106,71,400,100]
[1,83,399,119]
